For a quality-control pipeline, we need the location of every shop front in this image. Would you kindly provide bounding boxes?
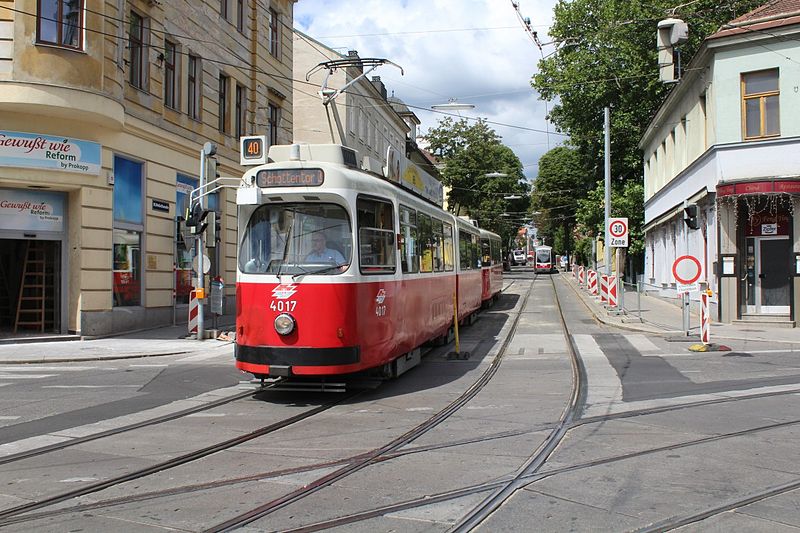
[717,179,800,324]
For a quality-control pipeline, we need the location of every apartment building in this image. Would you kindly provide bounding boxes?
[0,0,295,337]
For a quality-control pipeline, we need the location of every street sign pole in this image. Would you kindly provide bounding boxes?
[604,106,611,277]
[683,200,690,335]
[196,148,206,340]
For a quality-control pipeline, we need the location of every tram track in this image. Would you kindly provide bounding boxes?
[0,389,361,526]
[197,275,542,532]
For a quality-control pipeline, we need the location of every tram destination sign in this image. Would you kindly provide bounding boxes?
[256,168,324,188]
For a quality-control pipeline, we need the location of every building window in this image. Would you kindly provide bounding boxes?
[113,156,144,307]
[37,0,83,49]
[219,74,229,133]
[187,54,200,120]
[237,0,244,32]
[268,8,279,57]
[164,39,177,109]
[128,11,148,90]
[220,0,228,20]
[235,84,246,138]
[742,69,780,140]
[268,103,279,147]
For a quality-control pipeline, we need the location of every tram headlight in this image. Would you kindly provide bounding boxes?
[274,313,296,336]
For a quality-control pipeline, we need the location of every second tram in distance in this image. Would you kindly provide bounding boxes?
[235,144,502,381]
[534,245,555,273]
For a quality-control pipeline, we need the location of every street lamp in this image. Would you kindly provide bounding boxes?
[431,98,475,111]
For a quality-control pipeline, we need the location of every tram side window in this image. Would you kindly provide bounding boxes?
[481,237,491,266]
[357,197,395,273]
[443,222,454,271]
[399,205,419,274]
[491,238,501,264]
[459,230,472,271]
[432,218,445,272]
[418,212,433,273]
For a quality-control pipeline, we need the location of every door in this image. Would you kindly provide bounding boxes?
[758,238,790,313]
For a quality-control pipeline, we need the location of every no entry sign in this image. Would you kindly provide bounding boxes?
[608,217,628,247]
[672,255,701,293]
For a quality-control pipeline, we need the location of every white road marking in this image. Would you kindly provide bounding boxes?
[626,334,660,353]
[59,477,99,483]
[128,364,168,368]
[0,366,98,372]
[0,373,56,379]
[0,416,20,421]
[41,385,140,389]
[573,334,623,414]
[644,348,800,357]
[0,385,244,457]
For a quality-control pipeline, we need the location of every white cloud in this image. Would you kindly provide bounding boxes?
[293,0,562,180]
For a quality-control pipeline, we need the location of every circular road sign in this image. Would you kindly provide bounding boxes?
[609,219,627,238]
[672,255,702,285]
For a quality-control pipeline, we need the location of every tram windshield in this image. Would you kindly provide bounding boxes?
[239,203,352,275]
[536,249,551,263]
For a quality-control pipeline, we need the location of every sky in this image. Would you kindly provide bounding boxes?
[293,0,565,181]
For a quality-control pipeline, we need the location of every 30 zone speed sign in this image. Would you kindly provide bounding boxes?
[608,217,628,247]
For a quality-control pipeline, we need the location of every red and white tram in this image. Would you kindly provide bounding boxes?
[235,144,502,380]
[534,245,555,273]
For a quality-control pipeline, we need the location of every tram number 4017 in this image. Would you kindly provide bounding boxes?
[375,305,386,317]
[270,300,297,312]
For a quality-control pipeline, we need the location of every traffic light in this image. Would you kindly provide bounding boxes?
[206,211,220,247]
[190,203,210,235]
[683,203,699,230]
[205,156,219,182]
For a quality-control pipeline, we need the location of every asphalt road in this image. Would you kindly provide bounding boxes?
[0,269,798,532]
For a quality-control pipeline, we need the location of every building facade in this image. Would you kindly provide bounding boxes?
[641,0,800,325]
[0,0,295,337]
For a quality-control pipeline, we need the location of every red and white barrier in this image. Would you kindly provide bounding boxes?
[587,270,598,295]
[578,266,585,286]
[701,291,710,344]
[607,275,618,308]
[600,274,608,304]
[188,289,199,335]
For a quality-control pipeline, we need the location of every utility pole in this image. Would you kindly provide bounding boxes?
[195,141,217,340]
[604,107,611,276]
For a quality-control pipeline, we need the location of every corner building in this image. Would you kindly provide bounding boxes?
[0,0,295,337]
[641,0,800,326]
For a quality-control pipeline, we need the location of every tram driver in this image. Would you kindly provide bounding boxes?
[305,232,347,267]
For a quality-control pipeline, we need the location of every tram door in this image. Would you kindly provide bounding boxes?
[744,237,790,314]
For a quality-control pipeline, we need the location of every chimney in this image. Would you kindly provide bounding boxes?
[347,50,362,72]
[371,76,387,100]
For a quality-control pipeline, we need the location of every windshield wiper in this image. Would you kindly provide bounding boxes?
[292,264,346,280]
[275,210,295,278]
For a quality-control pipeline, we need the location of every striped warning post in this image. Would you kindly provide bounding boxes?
[701,291,710,344]
[588,270,598,295]
[600,274,608,303]
[578,266,585,286]
[607,275,618,308]
[188,289,198,336]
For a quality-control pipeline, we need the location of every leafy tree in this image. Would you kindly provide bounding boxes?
[532,0,762,269]
[531,146,589,257]
[424,117,529,245]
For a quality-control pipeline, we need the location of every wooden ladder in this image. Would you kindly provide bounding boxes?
[14,241,47,333]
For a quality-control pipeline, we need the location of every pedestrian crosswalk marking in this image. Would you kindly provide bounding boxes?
[573,334,623,412]
[625,334,660,353]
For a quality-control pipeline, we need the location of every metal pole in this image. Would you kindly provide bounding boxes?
[196,148,205,340]
[637,280,642,321]
[683,199,690,335]
[604,106,611,276]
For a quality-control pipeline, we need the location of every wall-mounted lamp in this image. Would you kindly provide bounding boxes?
[156,52,165,68]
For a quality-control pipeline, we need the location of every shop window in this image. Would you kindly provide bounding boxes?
[742,69,779,139]
[357,197,395,273]
[164,39,178,110]
[187,55,201,120]
[113,156,143,308]
[128,11,149,90]
[37,0,83,50]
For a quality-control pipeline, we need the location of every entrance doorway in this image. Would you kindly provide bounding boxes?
[0,239,62,337]
[743,236,790,314]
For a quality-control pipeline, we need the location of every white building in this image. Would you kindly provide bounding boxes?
[641,0,800,325]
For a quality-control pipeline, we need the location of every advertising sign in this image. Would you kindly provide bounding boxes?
[0,188,66,232]
[0,131,101,175]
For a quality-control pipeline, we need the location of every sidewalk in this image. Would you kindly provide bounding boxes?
[561,272,800,345]
[0,324,235,364]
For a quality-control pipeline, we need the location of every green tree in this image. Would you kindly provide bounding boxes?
[424,117,529,245]
[531,146,589,257]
